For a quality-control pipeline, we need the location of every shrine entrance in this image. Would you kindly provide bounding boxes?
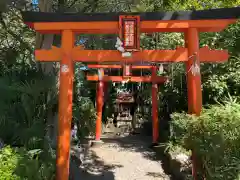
[87,65,166,144]
[22,7,239,180]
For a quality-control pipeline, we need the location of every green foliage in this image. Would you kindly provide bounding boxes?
[0,70,57,149]
[73,64,96,139]
[73,97,96,139]
[169,98,240,179]
[0,146,55,180]
[168,0,240,10]
[0,146,21,180]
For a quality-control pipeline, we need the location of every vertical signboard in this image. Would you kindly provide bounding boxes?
[119,15,140,51]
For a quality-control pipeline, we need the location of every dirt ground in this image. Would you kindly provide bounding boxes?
[70,135,170,180]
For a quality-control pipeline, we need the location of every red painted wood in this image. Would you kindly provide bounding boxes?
[151,66,159,144]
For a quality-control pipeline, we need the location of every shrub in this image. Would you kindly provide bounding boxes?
[0,146,21,180]
[0,146,55,180]
[73,97,96,139]
[169,100,240,180]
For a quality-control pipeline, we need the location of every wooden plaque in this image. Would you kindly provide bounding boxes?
[119,15,140,51]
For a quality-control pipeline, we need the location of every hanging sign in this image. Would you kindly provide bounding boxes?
[119,15,140,51]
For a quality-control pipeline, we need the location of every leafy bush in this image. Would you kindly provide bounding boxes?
[0,66,58,148]
[0,146,55,180]
[0,146,21,180]
[169,99,240,180]
[73,66,97,139]
[73,97,96,139]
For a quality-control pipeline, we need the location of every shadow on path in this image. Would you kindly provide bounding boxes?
[70,146,120,180]
[100,134,184,180]
[70,133,184,180]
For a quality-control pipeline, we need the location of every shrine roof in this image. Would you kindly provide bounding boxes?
[22,7,240,23]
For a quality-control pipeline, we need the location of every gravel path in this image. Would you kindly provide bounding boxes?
[70,135,170,180]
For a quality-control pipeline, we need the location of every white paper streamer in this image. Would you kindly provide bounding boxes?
[188,52,200,76]
[98,69,103,81]
[158,64,164,74]
[115,37,132,57]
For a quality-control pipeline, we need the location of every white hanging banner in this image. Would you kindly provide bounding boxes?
[158,64,164,74]
[188,52,200,76]
[152,84,158,88]
[98,69,103,81]
[191,64,200,76]
[122,52,132,57]
[125,65,130,76]
[115,37,123,47]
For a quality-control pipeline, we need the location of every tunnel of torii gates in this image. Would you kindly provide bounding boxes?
[22,6,240,180]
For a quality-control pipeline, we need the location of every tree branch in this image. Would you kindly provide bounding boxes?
[67,0,79,9]
[0,13,33,53]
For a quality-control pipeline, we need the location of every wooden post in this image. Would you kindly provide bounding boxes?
[185,28,202,180]
[95,69,104,141]
[151,66,159,144]
[56,30,74,180]
[185,28,202,115]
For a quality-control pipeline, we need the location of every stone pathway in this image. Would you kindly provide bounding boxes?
[70,135,170,180]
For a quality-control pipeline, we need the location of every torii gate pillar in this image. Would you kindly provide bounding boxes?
[95,69,104,143]
[151,66,159,144]
[185,28,202,179]
[56,30,74,180]
[186,28,202,115]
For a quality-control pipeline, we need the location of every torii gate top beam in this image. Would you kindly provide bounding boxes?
[22,7,240,34]
[21,7,239,64]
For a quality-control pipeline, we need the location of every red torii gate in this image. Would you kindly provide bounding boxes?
[21,6,240,180]
[87,66,167,145]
